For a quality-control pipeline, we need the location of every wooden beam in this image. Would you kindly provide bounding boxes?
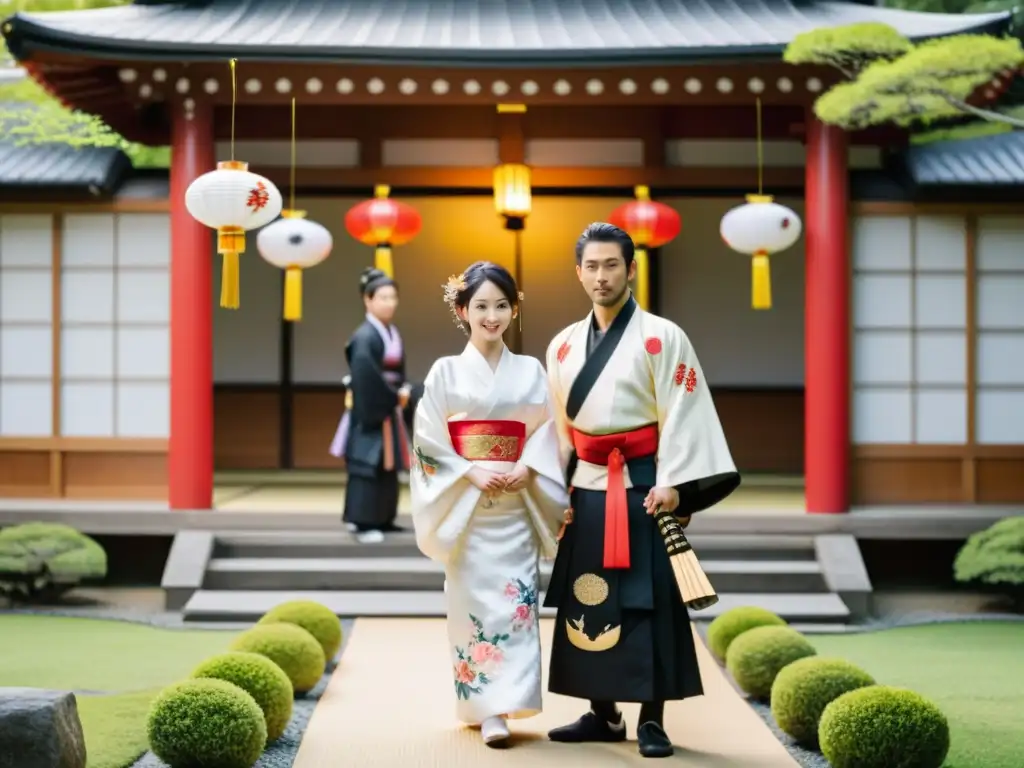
[271,165,804,190]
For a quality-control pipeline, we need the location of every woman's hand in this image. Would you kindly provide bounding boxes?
[502,463,533,492]
[467,466,505,493]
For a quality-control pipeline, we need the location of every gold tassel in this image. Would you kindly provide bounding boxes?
[375,245,394,277]
[752,250,772,310]
[283,266,303,321]
[220,252,240,309]
[633,247,650,311]
[654,509,718,611]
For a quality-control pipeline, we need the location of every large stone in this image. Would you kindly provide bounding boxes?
[0,688,87,768]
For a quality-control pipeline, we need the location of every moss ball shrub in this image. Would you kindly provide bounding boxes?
[954,515,1024,605]
[819,685,950,768]
[770,656,875,746]
[706,606,787,661]
[258,599,343,661]
[192,651,294,742]
[230,622,326,694]
[725,625,816,700]
[147,678,266,768]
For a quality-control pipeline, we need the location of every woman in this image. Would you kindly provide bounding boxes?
[331,267,415,544]
[411,261,568,747]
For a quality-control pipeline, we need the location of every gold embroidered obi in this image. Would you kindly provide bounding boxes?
[447,420,525,462]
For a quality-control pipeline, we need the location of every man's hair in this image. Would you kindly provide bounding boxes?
[574,222,635,267]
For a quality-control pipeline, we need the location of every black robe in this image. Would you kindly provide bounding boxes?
[544,299,741,703]
[341,321,415,530]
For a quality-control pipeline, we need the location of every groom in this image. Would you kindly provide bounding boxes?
[543,222,740,757]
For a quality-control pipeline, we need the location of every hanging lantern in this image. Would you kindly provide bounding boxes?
[344,185,421,278]
[720,194,802,310]
[608,185,681,312]
[493,163,532,229]
[185,160,283,309]
[256,210,333,321]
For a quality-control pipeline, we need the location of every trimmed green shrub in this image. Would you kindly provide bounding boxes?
[0,523,107,602]
[819,685,950,768]
[147,678,266,768]
[726,625,816,700]
[771,656,875,746]
[706,606,787,661]
[258,600,343,661]
[230,622,326,694]
[954,515,1024,609]
[192,651,293,742]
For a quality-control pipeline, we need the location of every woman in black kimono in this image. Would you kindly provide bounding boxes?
[334,267,418,543]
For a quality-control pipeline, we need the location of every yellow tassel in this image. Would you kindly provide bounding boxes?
[220,251,240,309]
[752,251,772,310]
[375,246,394,277]
[633,247,650,311]
[283,266,303,322]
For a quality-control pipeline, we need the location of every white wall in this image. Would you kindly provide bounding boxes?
[975,216,1024,444]
[851,215,969,444]
[0,214,53,436]
[59,213,171,438]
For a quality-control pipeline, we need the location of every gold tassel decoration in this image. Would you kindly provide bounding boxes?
[283,266,303,321]
[217,226,245,309]
[633,247,650,311]
[375,245,394,277]
[751,249,772,310]
[654,508,718,611]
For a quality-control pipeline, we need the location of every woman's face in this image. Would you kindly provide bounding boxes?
[462,279,514,344]
[365,284,398,323]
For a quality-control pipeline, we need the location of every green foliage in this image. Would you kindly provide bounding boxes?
[819,685,951,768]
[230,623,326,695]
[953,516,1024,604]
[706,606,787,662]
[191,651,293,742]
[725,625,817,700]
[147,678,267,768]
[784,23,912,76]
[770,656,875,747]
[0,523,106,601]
[258,600,343,661]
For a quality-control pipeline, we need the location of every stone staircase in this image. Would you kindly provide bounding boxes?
[164,522,871,628]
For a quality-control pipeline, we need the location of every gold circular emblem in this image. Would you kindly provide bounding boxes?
[572,573,609,606]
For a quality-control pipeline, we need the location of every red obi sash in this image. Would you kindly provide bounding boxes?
[570,423,660,570]
[448,420,526,462]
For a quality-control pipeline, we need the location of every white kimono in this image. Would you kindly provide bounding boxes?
[410,343,568,724]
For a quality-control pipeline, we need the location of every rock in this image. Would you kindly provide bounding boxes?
[0,688,86,768]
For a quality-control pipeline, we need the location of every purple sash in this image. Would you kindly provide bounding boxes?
[329,317,404,458]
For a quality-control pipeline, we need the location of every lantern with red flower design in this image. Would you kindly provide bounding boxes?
[719,194,802,310]
[607,186,681,311]
[344,185,422,278]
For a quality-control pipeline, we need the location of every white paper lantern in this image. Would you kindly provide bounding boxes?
[256,210,333,321]
[720,194,802,310]
[185,160,283,309]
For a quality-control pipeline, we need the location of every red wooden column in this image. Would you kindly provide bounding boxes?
[169,101,215,509]
[804,117,850,513]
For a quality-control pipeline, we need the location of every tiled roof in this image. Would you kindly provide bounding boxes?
[903,131,1024,186]
[2,0,1012,65]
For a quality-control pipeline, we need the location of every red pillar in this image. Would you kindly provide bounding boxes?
[169,102,215,509]
[804,117,850,513]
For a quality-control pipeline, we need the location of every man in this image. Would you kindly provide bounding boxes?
[543,222,740,758]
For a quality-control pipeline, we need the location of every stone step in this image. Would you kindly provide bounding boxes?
[181,589,851,624]
[213,530,818,562]
[202,556,827,593]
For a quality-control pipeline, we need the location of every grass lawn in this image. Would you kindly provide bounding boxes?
[0,615,240,768]
[811,621,1024,768]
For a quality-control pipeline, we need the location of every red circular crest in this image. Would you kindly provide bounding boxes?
[645,337,662,355]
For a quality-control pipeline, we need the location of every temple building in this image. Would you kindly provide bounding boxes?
[0,0,1021,511]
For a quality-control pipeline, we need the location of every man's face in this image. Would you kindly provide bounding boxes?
[576,241,636,307]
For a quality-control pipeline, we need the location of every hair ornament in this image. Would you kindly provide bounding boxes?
[442,273,469,335]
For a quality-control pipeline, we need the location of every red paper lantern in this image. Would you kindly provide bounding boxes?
[608,186,681,310]
[344,184,422,277]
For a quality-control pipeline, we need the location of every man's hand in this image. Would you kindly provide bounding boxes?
[644,486,680,515]
[502,462,533,492]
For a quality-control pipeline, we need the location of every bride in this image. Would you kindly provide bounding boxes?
[410,261,568,747]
